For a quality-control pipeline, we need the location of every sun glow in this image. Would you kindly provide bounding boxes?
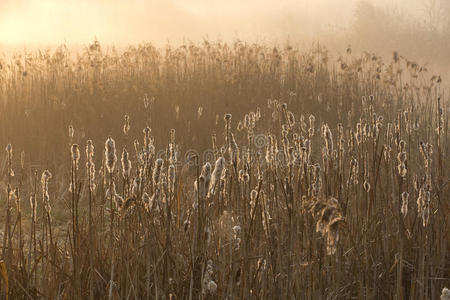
[0,0,428,46]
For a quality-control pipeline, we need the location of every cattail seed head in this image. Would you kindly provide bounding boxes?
[440,287,450,300]
[168,164,175,193]
[6,143,12,158]
[20,150,25,169]
[401,192,409,217]
[71,144,81,169]
[363,180,371,192]
[105,138,117,174]
[123,114,130,135]
[121,148,131,179]
[287,111,295,126]
[86,140,94,161]
[5,144,14,176]
[153,158,164,186]
[224,113,232,121]
[201,162,212,190]
[86,140,96,191]
[209,157,225,196]
[41,170,52,212]
[69,124,74,139]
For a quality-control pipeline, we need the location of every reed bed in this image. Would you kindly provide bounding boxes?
[0,41,448,299]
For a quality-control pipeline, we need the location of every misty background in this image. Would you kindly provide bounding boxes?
[1,0,450,78]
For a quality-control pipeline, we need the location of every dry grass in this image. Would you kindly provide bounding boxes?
[0,40,448,299]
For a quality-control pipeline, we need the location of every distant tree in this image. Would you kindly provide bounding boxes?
[422,0,449,32]
[352,0,405,52]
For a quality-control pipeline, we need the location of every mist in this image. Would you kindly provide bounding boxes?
[1,0,450,79]
[0,0,425,45]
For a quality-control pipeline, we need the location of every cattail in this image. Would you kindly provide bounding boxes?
[202,259,217,295]
[143,127,151,149]
[441,287,450,300]
[249,112,256,129]
[309,114,315,128]
[169,143,177,165]
[224,113,232,147]
[30,195,36,218]
[349,158,359,185]
[201,162,212,191]
[397,151,407,178]
[86,140,94,161]
[417,187,431,227]
[287,111,295,126]
[71,144,81,170]
[168,164,175,194]
[11,187,20,212]
[41,170,52,214]
[299,115,307,133]
[20,150,25,169]
[208,157,225,196]
[211,133,218,159]
[123,114,130,135]
[265,135,274,166]
[419,141,433,169]
[207,281,217,294]
[327,216,344,255]
[121,148,131,179]
[153,158,163,186]
[322,124,333,152]
[363,180,371,192]
[5,144,14,177]
[105,137,117,174]
[224,113,232,122]
[401,192,409,217]
[6,143,12,160]
[170,128,176,144]
[142,192,152,212]
[237,121,244,131]
[398,139,406,152]
[310,196,344,255]
[250,189,258,217]
[86,140,96,191]
[69,124,74,139]
[143,94,149,109]
[232,225,241,250]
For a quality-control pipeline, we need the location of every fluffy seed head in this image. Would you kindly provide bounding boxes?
[71,144,81,169]
[121,148,132,178]
[105,138,117,174]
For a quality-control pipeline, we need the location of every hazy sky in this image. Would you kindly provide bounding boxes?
[0,0,425,46]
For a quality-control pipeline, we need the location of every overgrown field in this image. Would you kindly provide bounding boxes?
[0,41,448,299]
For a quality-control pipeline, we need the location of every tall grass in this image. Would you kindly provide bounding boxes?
[0,40,448,299]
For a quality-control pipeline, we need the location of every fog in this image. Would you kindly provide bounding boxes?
[0,0,425,45]
[1,0,450,79]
